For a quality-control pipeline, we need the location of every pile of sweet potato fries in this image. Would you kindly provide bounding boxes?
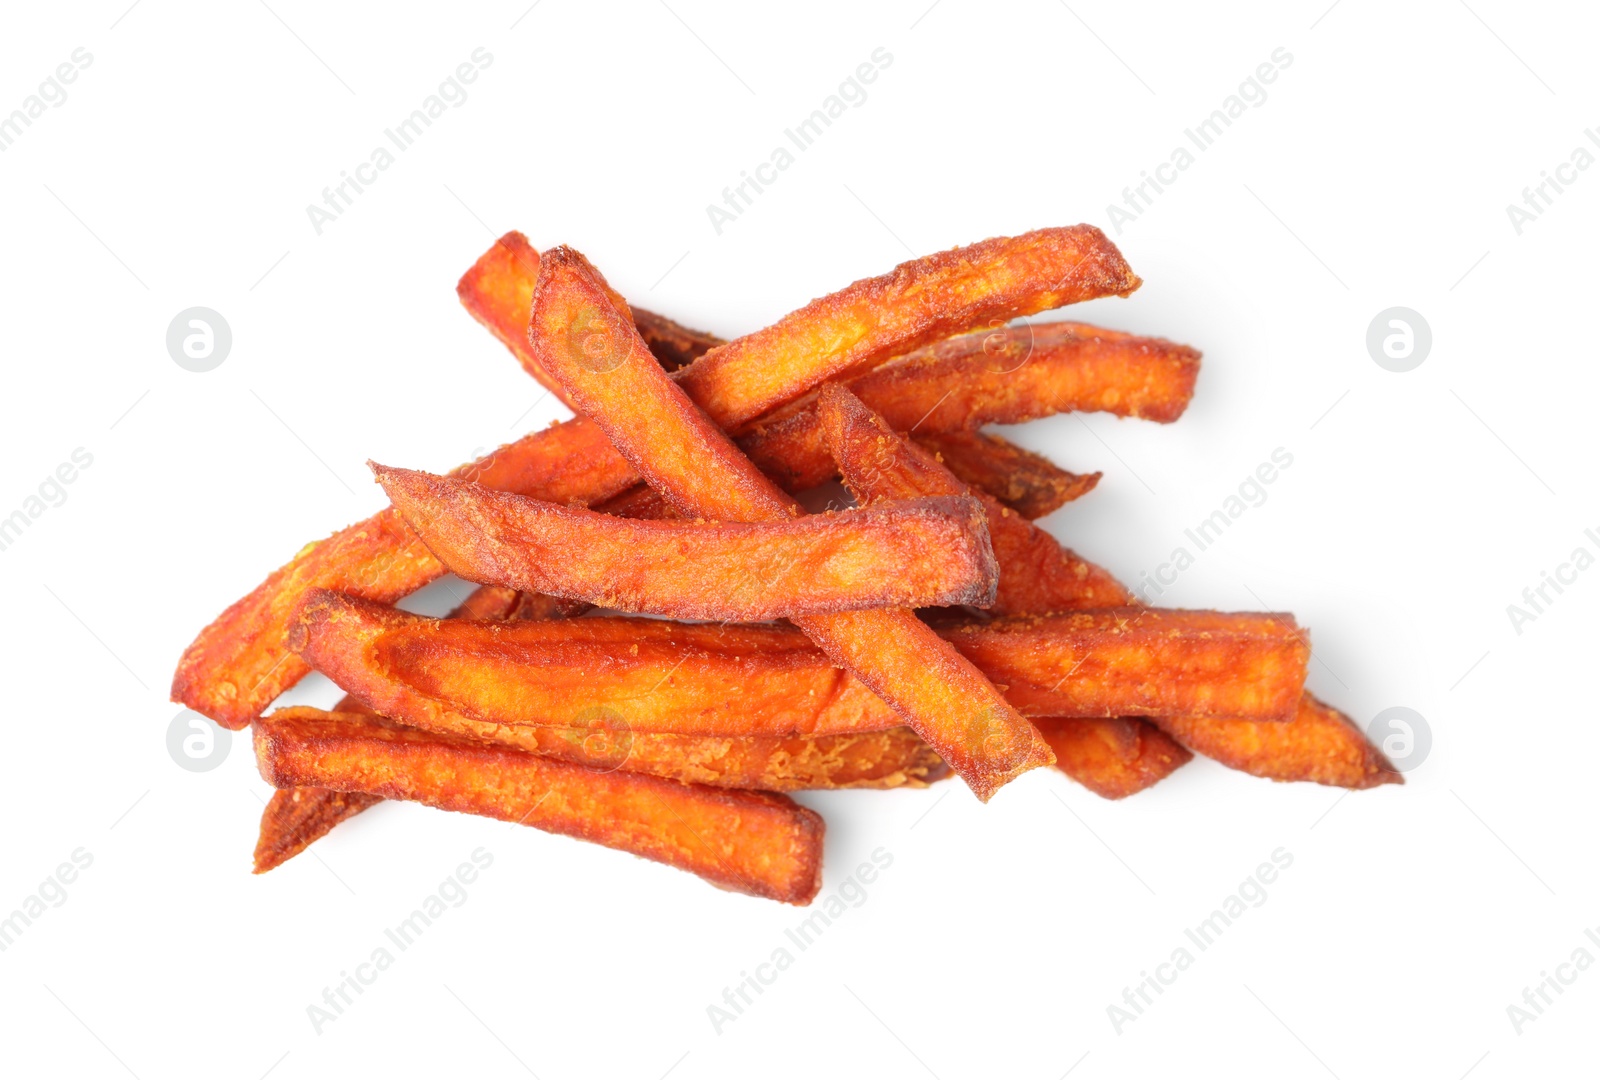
[174,226,1398,905]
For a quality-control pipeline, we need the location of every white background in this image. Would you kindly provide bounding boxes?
[1,1,1595,1076]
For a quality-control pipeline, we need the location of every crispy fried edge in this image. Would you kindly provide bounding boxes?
[255,708,825,904]
[373,463,999,619]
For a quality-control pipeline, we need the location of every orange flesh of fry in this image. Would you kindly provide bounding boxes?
[1032,718,1193,800]
[1153,696,1401,789]
[738,321,1199,493]
[526,246,1059,801]
[254,708,825,904]
[676,226,1142,425]
[374,463,999,619]
[290,593,1308,738]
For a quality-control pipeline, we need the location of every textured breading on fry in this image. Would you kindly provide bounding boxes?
[373,463,998,619]
[1032,718,1193,800]
[916,430,1100,519]
[1153,695,1401,789]
[526,247,1056,800]
[739,321,1198,493]
[677,227,1141,425]
[290,593,1308,740]
[456,231,722,399]
[254,708,825,904]
[818,383,1128,615]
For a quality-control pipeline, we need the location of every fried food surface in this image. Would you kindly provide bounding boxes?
[526,246,1056,800]
[676,227,1142,425]
[1153,695,1402,789]
[255,708,825,904]
[917,431,1100,520]
[739,321,1198,493]
[254,787,383,873]
[819,383,1128,615]
[1033,718,1193,800]
[374,463,999,619]
[292,592,1308,739]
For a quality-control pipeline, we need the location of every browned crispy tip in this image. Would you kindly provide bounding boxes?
[371,462,998,619]
[1034,717,1193,800]
[253,786,384,873]
[254,708,824,904]
[914,431,1101,519]
[1153,694,1404,790]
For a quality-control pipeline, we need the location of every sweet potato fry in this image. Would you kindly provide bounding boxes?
[526,247,1055,800]
[254,708,825,904]
[173,232,1145,731]
[739,321,1199,493]
[818,383,1127,615]
[291,593,1309,738]
[373,463,999,619]
[1032,718,1193,800]
[915,430,1099,520]
[1152,695,1401,789]
[677,226,1141,425]
[254,787,383,874]
[456,231,722,401]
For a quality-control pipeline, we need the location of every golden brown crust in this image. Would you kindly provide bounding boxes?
[676,227,1141,425]
[738,321,1198,493]
[374,463,999,619]
[290,593,1308,739]
[254,709,825,904]
[526,246,1055,800]
[1153,695,1402,789]
[1033,718,1193,800]
[914,431,1100,520]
